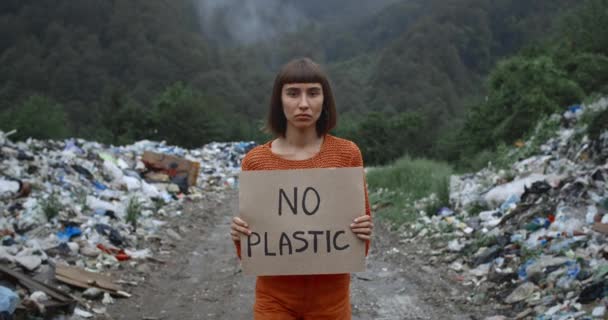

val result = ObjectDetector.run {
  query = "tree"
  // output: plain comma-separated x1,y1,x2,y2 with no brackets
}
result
0,95,70,140
152,83,225,148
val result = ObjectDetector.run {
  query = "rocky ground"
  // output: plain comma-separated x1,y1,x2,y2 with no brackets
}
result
106,190,496,320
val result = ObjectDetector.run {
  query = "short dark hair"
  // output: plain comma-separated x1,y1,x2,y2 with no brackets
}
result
266,57,337,137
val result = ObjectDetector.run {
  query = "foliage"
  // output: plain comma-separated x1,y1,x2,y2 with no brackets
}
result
101,92,157,145
367,156,452,200
151,83,226,148
0,95,70,140
0,0,580,158
560,53,608,95
367,156,452,225
461,55,583,153
439,0,608,170
41,192,61,221
335,112,427,165
368,189,418,226
126,197,141,230
559,0,608,57
587,107,608,140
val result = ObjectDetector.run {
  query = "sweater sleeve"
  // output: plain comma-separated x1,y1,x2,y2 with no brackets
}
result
350,143,371,256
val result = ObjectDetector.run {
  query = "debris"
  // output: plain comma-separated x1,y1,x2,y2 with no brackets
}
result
142,151,200,188
592,305,606,317
14,255,42,272
166,229,182,241
0,286,19,315
74,307,94,318
83,288,104,300
54,264,127,297
56,226,82,242
401,97,608,318
0,264,76,315
505,282,539,304
102,292,114,305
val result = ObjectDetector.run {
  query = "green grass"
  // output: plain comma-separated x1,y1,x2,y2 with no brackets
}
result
126,197,142,229
367,156,452,226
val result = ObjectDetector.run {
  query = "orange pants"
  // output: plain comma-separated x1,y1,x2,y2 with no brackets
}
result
254,274,351,320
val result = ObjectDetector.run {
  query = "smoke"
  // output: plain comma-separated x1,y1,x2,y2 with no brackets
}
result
193,0,306,44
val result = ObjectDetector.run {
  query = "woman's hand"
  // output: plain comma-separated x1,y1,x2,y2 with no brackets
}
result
231,217,251,241
350,215,372,240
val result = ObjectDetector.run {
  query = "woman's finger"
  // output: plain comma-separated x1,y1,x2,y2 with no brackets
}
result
353,215,371,223
231,223,251,235
351,228,372,235
233,217,249,227
350,221,373,228
356,234,371,240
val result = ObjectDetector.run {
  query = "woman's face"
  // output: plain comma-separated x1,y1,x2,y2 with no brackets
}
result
281,82,324,131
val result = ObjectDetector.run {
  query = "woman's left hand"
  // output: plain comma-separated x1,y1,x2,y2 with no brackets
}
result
350,215,372,240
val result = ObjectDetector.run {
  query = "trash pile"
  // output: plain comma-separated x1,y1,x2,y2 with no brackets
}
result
0,130,254,318
402,97,608,319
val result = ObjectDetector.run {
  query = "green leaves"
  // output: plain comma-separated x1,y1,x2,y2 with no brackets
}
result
458,55,583,157
152,83,225,148
0,95,70,140
336,111,427,166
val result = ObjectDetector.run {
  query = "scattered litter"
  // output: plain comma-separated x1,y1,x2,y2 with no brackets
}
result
399,97,608,318
0,130,254,318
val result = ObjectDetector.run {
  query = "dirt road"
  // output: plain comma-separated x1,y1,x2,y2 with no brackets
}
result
108,191,493,320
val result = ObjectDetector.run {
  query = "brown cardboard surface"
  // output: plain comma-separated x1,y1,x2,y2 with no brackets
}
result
55,264,122,293
141,151,200,186
239,167,366,276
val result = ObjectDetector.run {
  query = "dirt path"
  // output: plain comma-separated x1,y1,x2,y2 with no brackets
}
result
108,191,492,320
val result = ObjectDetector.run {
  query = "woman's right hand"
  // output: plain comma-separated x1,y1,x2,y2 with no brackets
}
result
231,217,251,241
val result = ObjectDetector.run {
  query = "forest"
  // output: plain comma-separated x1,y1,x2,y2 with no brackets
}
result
1,0,607,168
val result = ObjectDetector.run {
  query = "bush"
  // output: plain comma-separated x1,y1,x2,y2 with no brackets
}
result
152,83,226,148
0,95,71,140
336,111,427,166
455,55,583,162
561,53,608,94
101,93,157,145
587,107,608,139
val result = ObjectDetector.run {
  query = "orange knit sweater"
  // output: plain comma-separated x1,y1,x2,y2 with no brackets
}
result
235,134,371,318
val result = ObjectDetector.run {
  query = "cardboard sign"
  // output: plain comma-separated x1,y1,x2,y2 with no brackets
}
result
239,167,366,276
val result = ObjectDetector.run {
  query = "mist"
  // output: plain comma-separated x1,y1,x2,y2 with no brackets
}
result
192,0,403,45
193,0,306,44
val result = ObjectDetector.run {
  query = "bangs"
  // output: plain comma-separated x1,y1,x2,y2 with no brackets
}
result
277,58,326,85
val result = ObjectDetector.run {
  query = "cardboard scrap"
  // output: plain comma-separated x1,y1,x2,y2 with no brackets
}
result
141,151,200,186
55,265,130,297
0,264,76,313
593,223,608,234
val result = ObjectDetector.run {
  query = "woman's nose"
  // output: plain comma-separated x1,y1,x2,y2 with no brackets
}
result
298,96,310,108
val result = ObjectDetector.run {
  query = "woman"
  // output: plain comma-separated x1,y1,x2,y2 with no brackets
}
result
231,57,372,319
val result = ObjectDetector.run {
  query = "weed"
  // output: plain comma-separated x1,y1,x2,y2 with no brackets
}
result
41,192,61,221
368,156,452,228
126,197,141,230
